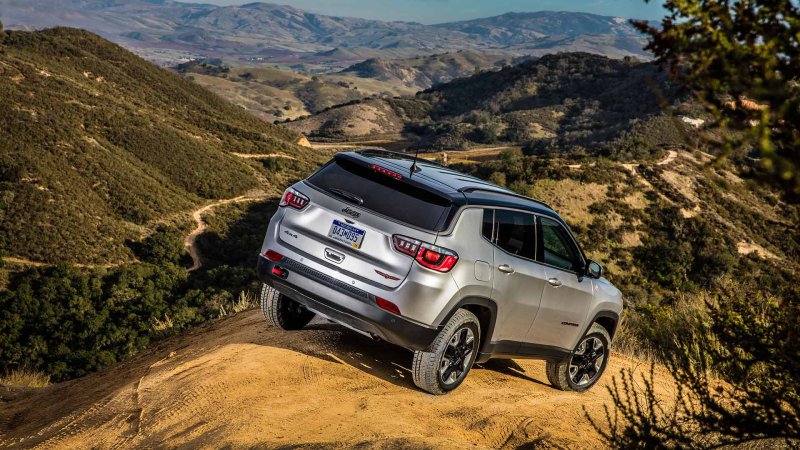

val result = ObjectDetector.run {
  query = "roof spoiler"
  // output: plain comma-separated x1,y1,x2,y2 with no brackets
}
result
458,187,554,210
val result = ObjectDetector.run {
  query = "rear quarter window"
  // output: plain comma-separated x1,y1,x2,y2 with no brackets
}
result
307,159,453,231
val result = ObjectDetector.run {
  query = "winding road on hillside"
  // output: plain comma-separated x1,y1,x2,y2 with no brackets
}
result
184,195,266,272
0,311,678,449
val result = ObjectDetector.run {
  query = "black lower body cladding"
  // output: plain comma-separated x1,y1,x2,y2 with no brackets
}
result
257,256,440,351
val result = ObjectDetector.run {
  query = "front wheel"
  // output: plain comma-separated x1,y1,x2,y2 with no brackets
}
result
546,323,610,392
260,283,315,330
412,308,480,395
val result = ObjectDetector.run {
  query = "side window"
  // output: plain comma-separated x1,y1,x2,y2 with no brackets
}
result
539,217,582,271
494,210,536,260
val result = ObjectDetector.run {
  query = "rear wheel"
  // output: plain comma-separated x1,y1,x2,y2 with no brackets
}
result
412,308,480,395
546,323,610,392
260,283,315,330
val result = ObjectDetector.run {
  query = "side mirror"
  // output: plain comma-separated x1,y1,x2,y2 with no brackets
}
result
586,260,603,279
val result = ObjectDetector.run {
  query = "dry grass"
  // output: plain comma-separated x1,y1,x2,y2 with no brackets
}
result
0,368,51,388
528,179,608,226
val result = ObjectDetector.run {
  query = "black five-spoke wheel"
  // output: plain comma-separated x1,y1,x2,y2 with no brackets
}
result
412,308,481,394
440,327,476,386
568,336,605,386
546,323,611,392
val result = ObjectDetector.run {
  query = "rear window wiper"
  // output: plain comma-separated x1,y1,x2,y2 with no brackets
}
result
328,188,364,205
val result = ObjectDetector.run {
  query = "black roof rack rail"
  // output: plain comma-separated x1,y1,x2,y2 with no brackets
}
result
355,149,447,168
458,187,554,210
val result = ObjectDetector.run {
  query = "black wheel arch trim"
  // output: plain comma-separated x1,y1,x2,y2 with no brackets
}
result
582,311,619,342
436,296,498,356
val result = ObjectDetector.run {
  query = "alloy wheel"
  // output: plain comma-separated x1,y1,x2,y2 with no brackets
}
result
569,336,605,386
439,327,476,385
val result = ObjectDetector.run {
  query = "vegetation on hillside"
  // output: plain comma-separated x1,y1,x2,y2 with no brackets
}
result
634,0,799,198
177,60,417,122
591,0,800,447
0,28,310,264
290,52,702,158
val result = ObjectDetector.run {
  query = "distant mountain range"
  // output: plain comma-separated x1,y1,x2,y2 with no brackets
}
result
1,0,653,66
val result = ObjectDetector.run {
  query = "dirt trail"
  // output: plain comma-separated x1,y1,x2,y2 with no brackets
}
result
184,196,265,271
0,311,677,449
0,257,129,270
657,150,678,165
231,152,296,160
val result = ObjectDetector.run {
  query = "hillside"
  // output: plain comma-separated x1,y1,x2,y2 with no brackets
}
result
0,310,678,449
288,52,695,157
286,99,407,140
340,50,517,90
0,27,311,265
2,1,652,66
176,60,417,122
176,51,517,122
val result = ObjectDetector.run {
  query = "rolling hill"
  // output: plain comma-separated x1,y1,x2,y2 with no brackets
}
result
0,27,313,265
176,60,418,122
339,50,517,89
176,50,516,122
2,1,652,66
287,52,699,157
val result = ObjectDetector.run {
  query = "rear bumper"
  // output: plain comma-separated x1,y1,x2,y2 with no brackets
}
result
257,255,440,351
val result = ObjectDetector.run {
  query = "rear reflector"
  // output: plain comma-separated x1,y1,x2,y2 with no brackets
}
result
375,297,401,315
271,266,288,278
265,250,283,262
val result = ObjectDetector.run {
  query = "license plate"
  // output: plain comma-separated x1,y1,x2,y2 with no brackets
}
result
327,220,366,249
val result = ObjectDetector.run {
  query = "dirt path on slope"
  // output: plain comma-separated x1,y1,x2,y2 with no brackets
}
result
184,196,265,271
0,311,678,449
231,152,296,160
0,257,130,270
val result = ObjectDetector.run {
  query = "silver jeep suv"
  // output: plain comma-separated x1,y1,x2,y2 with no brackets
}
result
257,150,623,394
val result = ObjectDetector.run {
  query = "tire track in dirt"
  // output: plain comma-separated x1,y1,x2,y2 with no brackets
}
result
0,312,679,449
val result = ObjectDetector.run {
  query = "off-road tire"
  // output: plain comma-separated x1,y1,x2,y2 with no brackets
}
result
546,323,610,392
260,283,314,330
412,308,480,395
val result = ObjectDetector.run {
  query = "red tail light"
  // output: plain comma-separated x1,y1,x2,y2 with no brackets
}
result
392,235,459,273
376,296,401,315
279,188,309,209
264,250,283,262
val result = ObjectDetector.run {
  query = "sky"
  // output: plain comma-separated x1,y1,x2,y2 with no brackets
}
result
179,0,669,24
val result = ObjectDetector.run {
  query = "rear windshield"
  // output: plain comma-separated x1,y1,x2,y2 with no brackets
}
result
307,159,453,230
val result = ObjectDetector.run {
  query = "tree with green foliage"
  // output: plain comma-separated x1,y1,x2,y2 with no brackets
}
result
634,0,799,197
594,1,800,447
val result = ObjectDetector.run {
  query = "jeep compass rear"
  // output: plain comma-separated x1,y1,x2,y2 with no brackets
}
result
257,150,623,394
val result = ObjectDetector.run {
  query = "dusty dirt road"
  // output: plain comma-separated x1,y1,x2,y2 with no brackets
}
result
0,311,676,449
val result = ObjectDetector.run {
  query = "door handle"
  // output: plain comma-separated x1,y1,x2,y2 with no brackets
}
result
548,277,563,287
498,264,515,274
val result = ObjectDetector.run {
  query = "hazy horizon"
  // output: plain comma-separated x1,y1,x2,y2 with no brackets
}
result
175,0,668,24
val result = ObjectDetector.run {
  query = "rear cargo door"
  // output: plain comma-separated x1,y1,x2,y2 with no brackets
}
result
277,158,455,289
